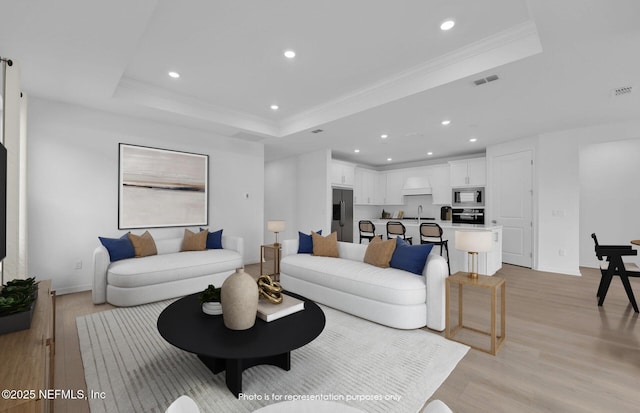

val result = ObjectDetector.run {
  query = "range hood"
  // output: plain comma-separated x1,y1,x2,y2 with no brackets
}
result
401,176,432,195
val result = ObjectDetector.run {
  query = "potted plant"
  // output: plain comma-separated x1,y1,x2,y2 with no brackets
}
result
199,284,222,315
0,277,39,335
3,277,39,299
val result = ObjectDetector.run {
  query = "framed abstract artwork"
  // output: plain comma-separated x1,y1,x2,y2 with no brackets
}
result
118,143,208,229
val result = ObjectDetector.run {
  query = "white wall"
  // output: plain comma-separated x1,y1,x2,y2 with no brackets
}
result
535,119,640,274
264,157,298,242
298,150,332,234
536,134,581,275
580,138,640,268
264,149,331,244
483,121,640,276
27,98,264,294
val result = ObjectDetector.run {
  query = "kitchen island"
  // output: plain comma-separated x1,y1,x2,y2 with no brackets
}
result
369,219,502,275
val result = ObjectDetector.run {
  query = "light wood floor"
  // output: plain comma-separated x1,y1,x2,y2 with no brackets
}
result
53,264,640,413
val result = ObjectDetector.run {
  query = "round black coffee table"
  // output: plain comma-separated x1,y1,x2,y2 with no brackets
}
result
157,292,325,398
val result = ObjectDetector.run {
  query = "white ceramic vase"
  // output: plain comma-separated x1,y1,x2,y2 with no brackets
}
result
221,267,259,330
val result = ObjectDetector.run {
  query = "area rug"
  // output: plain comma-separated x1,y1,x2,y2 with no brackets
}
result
77,301,468,413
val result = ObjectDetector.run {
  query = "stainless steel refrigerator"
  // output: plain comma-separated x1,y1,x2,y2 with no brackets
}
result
331,188,353,242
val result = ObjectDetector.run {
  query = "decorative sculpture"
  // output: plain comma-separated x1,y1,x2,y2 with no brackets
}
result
257,274,283,304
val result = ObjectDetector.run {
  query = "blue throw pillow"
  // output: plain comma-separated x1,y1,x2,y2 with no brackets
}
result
201,228,223,249
298,230,322,254
99,233,134,262
390,237,433,275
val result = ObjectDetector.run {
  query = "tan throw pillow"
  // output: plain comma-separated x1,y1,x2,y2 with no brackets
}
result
364,236,397,268
312,231,339,258
181,228,208,251
128,231,157,258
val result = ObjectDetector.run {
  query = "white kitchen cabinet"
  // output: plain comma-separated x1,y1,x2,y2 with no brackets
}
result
428,164,451,205
467,158,486,185
450,162,467,187
384,170,405,205
354,168,365,204
354,167,376,205
332,160,355,187
374,172,386,204
449,158,486,187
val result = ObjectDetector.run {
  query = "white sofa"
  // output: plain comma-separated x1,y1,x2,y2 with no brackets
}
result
279,239,448,330
93,235,243,306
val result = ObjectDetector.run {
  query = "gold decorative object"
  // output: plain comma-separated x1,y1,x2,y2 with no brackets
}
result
257,274,283,304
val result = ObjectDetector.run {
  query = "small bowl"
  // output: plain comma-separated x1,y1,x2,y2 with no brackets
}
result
202,302,222,315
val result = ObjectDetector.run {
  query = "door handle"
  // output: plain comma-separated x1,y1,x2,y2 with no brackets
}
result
340,201,345,227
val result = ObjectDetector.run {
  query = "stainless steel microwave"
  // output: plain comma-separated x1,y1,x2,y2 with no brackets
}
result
452,208,485,225
452,187,484,207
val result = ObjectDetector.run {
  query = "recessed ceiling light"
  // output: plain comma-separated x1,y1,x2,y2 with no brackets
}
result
427,152,433,156
441,120,451,126
440,20,455,31
354,149,360,153
469,138,477,142
284,50,296,58
270,104,279,110
381,134,388,139
168,71,180,79
387,157,392,162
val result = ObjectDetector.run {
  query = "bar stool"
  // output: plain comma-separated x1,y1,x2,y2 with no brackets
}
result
420,223,450,274
386,221,412,245
358,220,378,244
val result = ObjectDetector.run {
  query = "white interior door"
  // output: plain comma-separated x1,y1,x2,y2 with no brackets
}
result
491,151,533,267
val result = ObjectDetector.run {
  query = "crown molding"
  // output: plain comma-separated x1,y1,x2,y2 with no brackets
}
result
114,77,280,137
279,20,542,137
113,20,542,140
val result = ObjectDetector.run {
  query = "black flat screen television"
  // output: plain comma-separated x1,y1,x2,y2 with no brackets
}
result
0,142,6,261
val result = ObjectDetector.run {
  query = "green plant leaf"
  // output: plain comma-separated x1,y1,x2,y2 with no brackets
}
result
199,284,221,303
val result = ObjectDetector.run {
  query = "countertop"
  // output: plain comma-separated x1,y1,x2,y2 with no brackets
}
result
369,218,502,230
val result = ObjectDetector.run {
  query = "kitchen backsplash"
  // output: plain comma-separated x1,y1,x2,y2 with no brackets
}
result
403,195,440,218
354,194,443,220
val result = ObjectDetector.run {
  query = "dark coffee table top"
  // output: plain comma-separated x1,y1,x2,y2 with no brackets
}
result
157,292,325,360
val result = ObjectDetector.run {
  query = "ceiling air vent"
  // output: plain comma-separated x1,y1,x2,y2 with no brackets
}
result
611,86,633,97
311,129,324,134
473,74,500,86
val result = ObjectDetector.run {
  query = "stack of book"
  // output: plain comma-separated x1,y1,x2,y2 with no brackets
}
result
256,294,305,322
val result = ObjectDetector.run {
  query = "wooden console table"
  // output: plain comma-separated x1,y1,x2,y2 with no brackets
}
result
0,280,55,413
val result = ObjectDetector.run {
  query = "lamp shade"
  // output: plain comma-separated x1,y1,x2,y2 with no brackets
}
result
267,220,286,233
455,231,493,253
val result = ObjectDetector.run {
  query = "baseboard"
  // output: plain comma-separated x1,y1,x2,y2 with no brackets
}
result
534,266,582,277
55,284,92,296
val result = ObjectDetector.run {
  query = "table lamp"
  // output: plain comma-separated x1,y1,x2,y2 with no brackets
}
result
267,220,286,246
455,231,493,279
